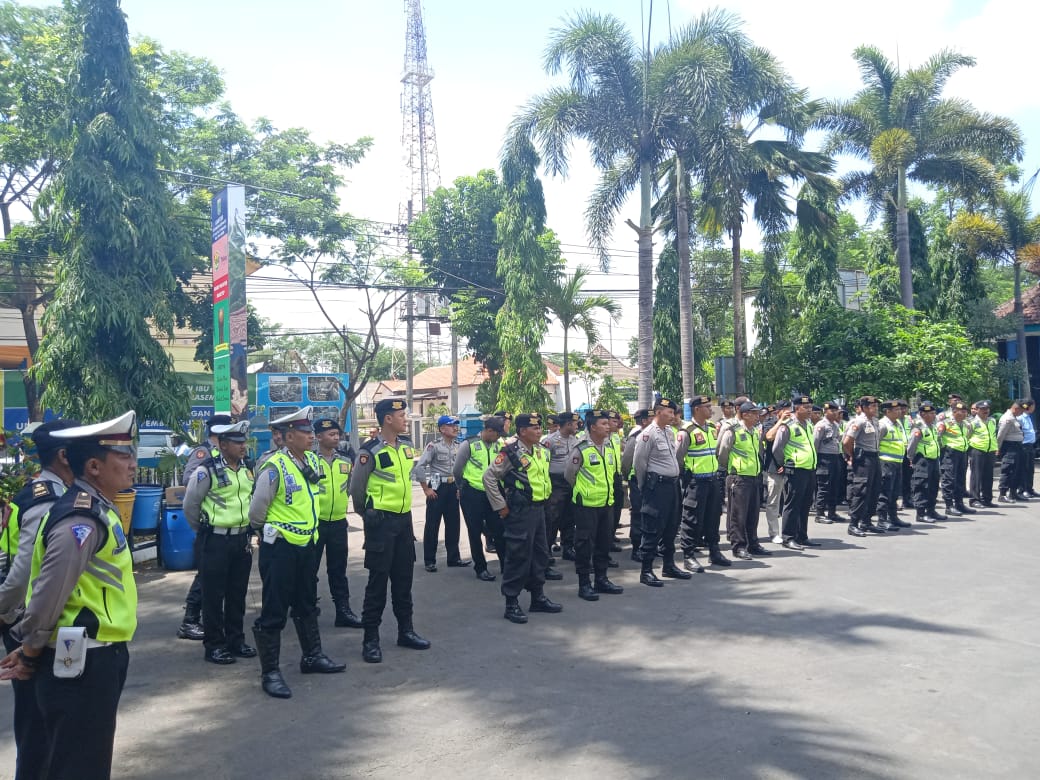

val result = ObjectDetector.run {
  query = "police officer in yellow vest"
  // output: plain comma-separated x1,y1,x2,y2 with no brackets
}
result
718,402,765,560
678,395,730,571
907,402,945,522
483,413,563,624
0,420,78,779
452,416,506,581
313,417,363,629
773,395,821,550
875,400,910,531
937,400,974,516
249,407,345,699
967,401,998,507
349,399,431,663
183,420,257,666
563,409,624,602
0,411,138,780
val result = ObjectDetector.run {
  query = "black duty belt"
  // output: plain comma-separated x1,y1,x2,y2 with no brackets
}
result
646,472,678,483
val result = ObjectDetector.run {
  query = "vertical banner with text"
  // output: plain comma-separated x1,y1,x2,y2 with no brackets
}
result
212,186,248,419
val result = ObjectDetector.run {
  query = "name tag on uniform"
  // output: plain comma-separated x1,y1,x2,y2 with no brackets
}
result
589,454,600,465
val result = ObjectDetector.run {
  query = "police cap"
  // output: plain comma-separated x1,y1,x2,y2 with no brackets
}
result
374,399,407,421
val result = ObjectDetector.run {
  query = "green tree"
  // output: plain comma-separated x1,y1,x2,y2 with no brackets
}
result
650,244,682,402
818,45,1023,308
546,267,619,410
33,0,189,424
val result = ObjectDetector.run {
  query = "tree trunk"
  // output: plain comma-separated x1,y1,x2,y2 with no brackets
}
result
731,225,745,396
675,156,695,415
636,158,654,409
562,326,571,410
895,170,914,309
1014,259,1028,397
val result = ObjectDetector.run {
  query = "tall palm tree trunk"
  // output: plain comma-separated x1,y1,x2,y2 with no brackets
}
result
675,156,695,414
562,325,571,410
895,170,914,309
636,159,655,409
1014,259,1028,396
731,224,745,395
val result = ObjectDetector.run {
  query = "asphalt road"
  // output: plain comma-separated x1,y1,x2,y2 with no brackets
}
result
2,485,1038,779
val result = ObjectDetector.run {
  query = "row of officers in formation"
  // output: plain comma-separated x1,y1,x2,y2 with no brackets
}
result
0,392,1035,779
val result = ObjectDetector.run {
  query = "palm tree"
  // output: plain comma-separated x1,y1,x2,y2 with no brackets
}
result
818,46,1023,309
508,11,726,408
546,267,620,410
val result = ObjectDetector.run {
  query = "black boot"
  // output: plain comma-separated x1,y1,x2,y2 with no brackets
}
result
362,626,382,663
957,501,976,515
334,602,363,629
578,576,600,601
593,575,623,594
916,511,934,524
927,508,947,521
397,625,431,650
529,592,563,613
293,616,346,674
640,559,664,587
707,544,731,567
252,627,292,699
945,503,963,517
847,523,866,537
177,609,204,641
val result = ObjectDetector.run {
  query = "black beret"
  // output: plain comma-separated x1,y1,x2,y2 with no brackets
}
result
314,418,341,433
656,398,680,412
375,398,407,419
514,413,542,429
585,409,611,424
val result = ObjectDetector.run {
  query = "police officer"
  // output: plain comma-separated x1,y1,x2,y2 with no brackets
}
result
0,420,78,779
542,412,580,572
621,408,650,558
350,399,431,663
0,412,139,780
607,410,626,549
843,396,884,537
938,400,973,516
416,415,469,571
996,400,1025,503
250,407,344,699
718,401,766,560
761,403,790,545
678,395,730,571
183,420,257,665
968,401,998,507
773,395,820,550
876,400,909,531
564,409,624,601
483,413,563,624
255,424,286,470
813,401,845,524
176,413,233,642
312,418,363,628
452,416,505,582
631,398,691,585
906,402,945,522
1019,399,1037,498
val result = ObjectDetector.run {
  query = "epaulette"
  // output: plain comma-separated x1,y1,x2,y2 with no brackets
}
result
41,489,109,551
11,479,59,514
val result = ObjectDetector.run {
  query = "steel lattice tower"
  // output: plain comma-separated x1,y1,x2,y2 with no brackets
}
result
400,0,441,224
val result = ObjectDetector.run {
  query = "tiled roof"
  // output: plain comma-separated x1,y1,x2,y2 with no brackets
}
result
995,282,1040,325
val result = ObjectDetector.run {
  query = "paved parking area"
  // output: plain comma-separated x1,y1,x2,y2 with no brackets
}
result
2,487,1038,779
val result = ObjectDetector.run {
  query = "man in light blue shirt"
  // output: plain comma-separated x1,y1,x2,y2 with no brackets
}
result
1018,399,1036,498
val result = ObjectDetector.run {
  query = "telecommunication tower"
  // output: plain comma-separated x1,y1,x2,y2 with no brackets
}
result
400,0,441,224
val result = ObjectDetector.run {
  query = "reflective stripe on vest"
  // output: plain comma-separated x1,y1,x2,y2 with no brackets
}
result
879,421,907,463
364,441,415,514
729,428,761,477
916,424,940,459
505,444,551,502
968,418,997,453
783,420,818,470
572,441,616,507
317,455,351,521
200,463,254,528
264,451,321,545
684,423,718,474
940,420,969,452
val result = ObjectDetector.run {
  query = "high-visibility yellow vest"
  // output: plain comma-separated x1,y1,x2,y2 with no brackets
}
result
728,427,761,477
683,422,718,474
879,420,907,464
1,479,60,564
782,420,818,470
362,439,415,514
462,438,498,491
502,443,551,502
968,417,997,453
27,490,137,643
317,454,351,521
262,451,322,544
940,420,969,452
572,440,616,507
200,462,253,528
915,423,940,459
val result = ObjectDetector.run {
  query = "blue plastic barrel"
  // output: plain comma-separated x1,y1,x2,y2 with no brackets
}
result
160,508,196,570
130,484,163,532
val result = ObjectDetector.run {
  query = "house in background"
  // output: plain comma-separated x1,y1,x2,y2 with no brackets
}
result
995,283,1040,408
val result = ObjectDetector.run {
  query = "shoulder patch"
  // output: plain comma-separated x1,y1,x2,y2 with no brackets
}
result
572,455,581,464
494,453,506,465
358,453,370,465
69,523,93,549
641,434,649,441
339,462,350,474
73,492,93,510
32,481,52,498
426,443,434,451
196,450,206,459
197,469,207,482
268,469,278,485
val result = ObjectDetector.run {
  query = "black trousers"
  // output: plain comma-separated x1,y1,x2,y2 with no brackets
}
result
940,448,968,505
970,449,995,503
612,474,625,531
254,536,318,633
361,510,416,631
780,468,816,542
200,530,252,651
182,531,205,619
638,475,680,567
901,458,913,505
573,503,613,577
999,441,1022,494
1020,443,1036,493
423,481,462,565
849,452,881,527
458,484,492,573
680,475,721,554
628,479,643,548
876,460,903,523
545,475,574,550
911,455,940,511
35,642,129,780
814,453,842,514
3,626,48,780
726,475,760,550
500,502,549,599
314,518,350,606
